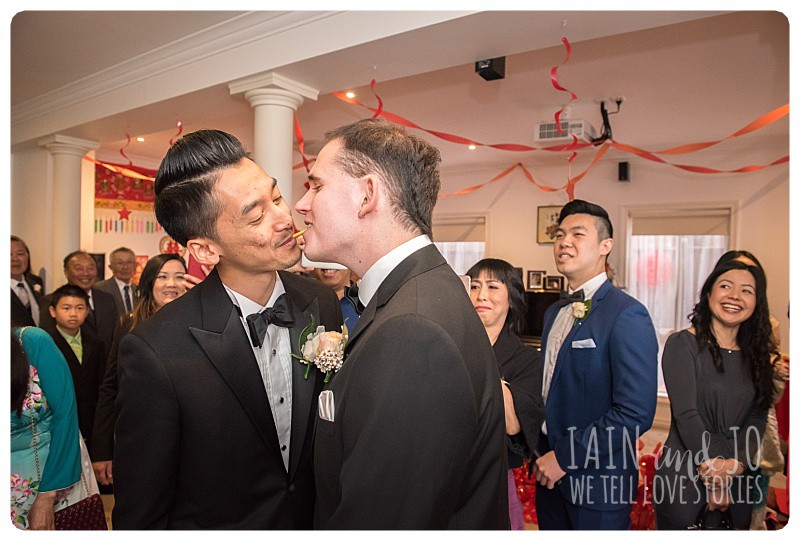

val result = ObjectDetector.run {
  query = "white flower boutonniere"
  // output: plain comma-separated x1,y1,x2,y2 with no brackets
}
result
291,314,349,383
572,299,591,324
33,283,42,294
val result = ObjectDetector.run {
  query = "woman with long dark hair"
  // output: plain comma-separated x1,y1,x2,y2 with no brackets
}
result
714,250,788,529
466,258,544,530
654,260,776,529
91,254,195,485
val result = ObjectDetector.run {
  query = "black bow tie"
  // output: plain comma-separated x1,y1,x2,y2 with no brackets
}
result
343,284,365,315
555,289,585,308
244,294,295,348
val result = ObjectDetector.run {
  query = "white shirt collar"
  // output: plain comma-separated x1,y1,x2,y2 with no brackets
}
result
569,271,608,300
223,273,285,319
114,277,131,290
11,277,26,289
358,235,432,308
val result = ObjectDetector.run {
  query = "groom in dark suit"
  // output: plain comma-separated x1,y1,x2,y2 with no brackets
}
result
112,130,342,529
532,200,658,529
295,119,509,529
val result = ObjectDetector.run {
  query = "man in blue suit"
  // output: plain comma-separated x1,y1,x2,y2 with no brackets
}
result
533,199,658,529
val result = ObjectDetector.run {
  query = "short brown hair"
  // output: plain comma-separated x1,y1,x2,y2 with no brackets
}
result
325,119,441,238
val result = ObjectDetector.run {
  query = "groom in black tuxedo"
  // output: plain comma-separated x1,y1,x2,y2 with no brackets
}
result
112,130,342,529
296,119,509,529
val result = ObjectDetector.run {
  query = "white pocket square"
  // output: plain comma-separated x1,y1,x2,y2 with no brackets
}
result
318,390,335,422
571,338,597,349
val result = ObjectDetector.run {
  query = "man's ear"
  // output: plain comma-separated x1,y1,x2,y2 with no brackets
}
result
49,306,56,319
358,175,379,219
599,237,614,256
186,238,222,267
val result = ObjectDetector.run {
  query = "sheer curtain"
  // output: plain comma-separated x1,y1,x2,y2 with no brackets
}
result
433,241,485,275
627,235,728,392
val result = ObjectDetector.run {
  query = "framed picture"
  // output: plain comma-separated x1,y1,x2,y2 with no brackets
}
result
527,270,545,291
545,275,565,292
537,205,563,244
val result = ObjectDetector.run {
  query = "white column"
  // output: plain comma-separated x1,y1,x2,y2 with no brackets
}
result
229,73,318,207
38,134,99,287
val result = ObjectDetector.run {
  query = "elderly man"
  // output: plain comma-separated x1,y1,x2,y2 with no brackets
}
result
39,251,117,360
296,118,509,529
95,247,138,317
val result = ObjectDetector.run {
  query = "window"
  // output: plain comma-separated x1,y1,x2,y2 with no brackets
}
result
432,214,487,275
622,204,735,394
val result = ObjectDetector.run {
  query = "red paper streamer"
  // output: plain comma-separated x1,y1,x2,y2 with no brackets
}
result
370,79,384,119
551,37,578,134
168,120,183,146
610,140,788,174
293,114,312,173
332,90,592,153
119,133,133,167
654,103,789,155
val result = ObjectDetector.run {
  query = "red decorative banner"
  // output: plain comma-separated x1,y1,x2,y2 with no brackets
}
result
94,161,157,212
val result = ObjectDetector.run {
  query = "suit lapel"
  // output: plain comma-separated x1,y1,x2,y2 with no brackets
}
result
278,271,324,479
189,270,282,464
345,244,445,354
549,280,612,392
51,330,81,374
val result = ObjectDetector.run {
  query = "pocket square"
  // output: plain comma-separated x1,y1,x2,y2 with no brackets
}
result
571,338,597,349
318,390,335,422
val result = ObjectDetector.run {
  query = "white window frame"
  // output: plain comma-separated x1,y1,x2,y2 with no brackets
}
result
618,202,737,426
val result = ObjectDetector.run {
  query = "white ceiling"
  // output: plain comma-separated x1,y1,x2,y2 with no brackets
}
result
10,11,789,175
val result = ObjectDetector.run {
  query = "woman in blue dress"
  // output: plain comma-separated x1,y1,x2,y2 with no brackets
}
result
10,326,81,529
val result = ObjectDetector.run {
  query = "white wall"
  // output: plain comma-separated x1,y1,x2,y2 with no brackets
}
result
10,147,54,288
431,140,790,350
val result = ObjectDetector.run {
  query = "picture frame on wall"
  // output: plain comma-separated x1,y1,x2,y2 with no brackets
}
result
545,275,565,291
527,270,545,291
537,205,563,244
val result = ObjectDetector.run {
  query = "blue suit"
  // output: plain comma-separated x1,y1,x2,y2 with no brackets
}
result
536,279,658,529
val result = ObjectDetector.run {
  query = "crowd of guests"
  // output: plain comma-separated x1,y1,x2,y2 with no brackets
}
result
9,119,788,531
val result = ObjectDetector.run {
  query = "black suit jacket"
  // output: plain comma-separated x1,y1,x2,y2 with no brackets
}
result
112,269,342,529
11,276,42,327
47,327,107,457
39,286,117,361
95,277,137,318
313,244,510,529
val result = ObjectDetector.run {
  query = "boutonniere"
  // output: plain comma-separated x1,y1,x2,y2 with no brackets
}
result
572,299,591,324
291,314,349,383
33,283,42,294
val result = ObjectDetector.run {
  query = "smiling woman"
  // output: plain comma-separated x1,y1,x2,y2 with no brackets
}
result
653,259,778,529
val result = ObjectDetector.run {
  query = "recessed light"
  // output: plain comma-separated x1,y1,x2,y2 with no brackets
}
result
136,137,145,142
345,91,356,99
468,144,477,150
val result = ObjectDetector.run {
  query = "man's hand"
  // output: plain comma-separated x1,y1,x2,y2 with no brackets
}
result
28,491,56,530
92,460,113,485
532,450,566,489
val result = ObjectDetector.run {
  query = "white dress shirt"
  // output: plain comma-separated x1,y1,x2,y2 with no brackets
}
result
114,277,134,312
358,235,433,308
541,271,608,434
224,276,293,470
11,278,39,325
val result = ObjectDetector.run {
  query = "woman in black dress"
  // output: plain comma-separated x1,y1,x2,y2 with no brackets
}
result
466,258,544,530
654,260,776,529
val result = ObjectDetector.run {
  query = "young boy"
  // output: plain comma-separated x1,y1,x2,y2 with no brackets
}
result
47,284,108,458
